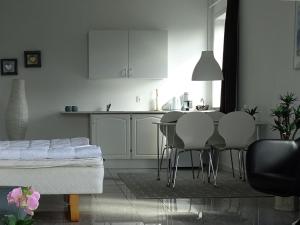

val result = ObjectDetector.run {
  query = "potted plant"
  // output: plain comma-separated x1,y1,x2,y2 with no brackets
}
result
271,93,300,211
1,187,40,225
244,106,258,120
271,92,300,140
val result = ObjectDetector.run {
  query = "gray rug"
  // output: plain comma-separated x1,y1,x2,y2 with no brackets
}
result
118,172,271,199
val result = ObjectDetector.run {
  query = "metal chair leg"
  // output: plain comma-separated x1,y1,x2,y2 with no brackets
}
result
238,150,243,179
208,149,216,185
292,217,300,225
197,150,205,183
230,149,235,177
166,149,173,187
241,150,246,181
171,148,178,184
214,150,220,186
172,151,180,188
159,147,167,170
189,150,195,179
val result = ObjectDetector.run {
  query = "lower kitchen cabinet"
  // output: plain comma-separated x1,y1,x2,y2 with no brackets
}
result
131,114,163,159
90,114,131,159
90,113,163,160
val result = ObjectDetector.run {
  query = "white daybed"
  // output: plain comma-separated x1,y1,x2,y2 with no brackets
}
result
0,137,104,222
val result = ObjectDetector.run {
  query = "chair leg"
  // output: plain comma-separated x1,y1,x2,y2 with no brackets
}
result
241,150,246,181
229,149,235,178
214,150,220,186
292,217,300,225
197,150,205,183
189,150,195,179
166,148,173,187
172,151,180,188
159,147,166,170
171,148,178,184
208,149,216,185
238,151,242,179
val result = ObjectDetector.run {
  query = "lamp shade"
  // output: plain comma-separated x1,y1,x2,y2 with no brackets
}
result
192,51,223,81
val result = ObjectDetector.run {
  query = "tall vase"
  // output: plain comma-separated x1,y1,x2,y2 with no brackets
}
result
6,79,29,140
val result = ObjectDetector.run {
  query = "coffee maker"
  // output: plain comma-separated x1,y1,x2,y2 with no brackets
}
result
182,92,193,111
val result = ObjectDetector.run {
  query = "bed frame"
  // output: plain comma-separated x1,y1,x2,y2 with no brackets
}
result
0,164,104,222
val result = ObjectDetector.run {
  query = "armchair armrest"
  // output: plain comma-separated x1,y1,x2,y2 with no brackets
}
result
246,139,300,179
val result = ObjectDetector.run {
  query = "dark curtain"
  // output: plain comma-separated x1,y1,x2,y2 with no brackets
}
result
220,0,239,113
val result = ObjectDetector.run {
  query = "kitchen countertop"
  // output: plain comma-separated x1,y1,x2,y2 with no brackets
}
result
61,111,169,114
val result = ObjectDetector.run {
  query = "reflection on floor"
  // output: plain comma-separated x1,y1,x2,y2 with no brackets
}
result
35,169,300,225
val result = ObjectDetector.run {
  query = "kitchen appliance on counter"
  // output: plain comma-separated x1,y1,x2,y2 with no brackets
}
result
181,92,193,111
183,100,193,111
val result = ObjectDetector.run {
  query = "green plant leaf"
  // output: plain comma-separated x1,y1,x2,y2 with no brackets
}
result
2,215,17,225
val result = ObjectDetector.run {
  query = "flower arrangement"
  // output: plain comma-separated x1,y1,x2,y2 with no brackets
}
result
2,187,40,225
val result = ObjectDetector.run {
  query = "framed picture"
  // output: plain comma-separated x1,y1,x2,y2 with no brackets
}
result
294,2,300,69
1,59,18,75
24,51,41,68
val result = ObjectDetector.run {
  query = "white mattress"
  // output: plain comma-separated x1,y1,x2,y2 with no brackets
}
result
0,138,102,160
0,158,103,169
0,137,104,194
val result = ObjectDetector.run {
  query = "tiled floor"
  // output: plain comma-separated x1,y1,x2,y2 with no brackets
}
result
35,169,300,225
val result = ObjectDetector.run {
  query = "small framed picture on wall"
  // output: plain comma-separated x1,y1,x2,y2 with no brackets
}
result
1,59,18,75
24,51,41,68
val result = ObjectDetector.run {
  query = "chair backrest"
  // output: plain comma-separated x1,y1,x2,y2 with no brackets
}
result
160,111,184,147
218,111,255,148
206,111,225,122
206,111,225,145
176,112,214,149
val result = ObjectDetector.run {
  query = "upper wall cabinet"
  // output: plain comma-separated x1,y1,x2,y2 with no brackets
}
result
128,30,168,79
88,30,168,79
89,31,129,79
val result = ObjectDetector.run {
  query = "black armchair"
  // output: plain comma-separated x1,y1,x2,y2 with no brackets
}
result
246,138,300,225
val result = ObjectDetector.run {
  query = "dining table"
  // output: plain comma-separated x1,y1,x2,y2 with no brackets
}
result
152,118,267,184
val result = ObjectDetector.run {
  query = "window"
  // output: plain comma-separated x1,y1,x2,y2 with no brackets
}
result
212,13,226,108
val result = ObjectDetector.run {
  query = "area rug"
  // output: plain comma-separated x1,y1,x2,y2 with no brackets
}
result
118,172,271,199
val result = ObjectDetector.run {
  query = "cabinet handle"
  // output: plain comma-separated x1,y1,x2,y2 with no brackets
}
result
128,68,132,78
121,68,127,78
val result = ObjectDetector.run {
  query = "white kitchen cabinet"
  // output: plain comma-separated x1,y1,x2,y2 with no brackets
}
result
90,113,163,160
131,114,163,159
88,30,168,79
90,114,131,159
88,30,128,79
128,30,168,78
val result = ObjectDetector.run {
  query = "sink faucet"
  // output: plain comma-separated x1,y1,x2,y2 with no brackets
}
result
106,103,111,112
200,98,205,106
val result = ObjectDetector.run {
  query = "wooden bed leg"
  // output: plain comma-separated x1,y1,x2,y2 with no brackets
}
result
69,194,80,222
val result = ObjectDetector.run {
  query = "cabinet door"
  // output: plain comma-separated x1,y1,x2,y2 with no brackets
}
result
131,114,163,159
91,114,130,159
129,30,168,79
89,30,128,79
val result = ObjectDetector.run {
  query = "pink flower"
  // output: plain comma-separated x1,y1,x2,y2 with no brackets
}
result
7,187,22,206
27,195,39,211
6,186,40,217
30,189,40,201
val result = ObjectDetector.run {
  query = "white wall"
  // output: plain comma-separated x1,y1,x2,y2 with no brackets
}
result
0,0,209,139
219,0,300,171
239,0,299,139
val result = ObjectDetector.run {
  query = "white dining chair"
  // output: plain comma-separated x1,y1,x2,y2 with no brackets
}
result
214,111,255,184
202,111,225,178
159,112,185,175
172,112,215,188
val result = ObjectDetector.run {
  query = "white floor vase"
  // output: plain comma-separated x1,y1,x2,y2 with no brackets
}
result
6,79,29,140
